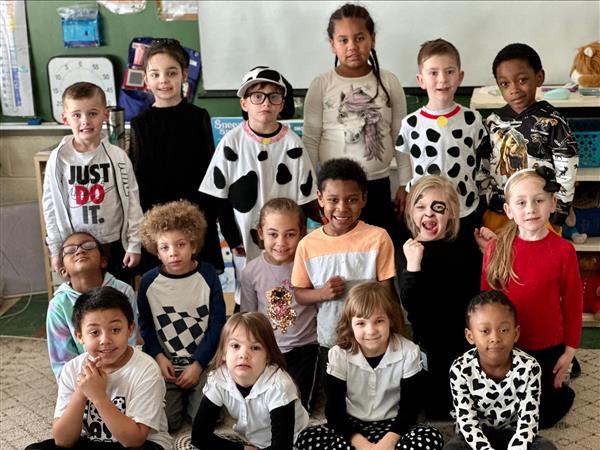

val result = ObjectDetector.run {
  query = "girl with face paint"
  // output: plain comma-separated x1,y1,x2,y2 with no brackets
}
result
396,175,495,421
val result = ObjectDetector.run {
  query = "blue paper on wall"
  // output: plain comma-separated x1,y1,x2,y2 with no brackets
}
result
211,117,304,147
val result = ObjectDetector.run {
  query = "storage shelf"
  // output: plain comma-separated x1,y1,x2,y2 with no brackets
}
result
576,168,600,182
572,236,600,252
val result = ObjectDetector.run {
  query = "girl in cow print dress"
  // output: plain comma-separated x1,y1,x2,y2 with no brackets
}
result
446,290,557,450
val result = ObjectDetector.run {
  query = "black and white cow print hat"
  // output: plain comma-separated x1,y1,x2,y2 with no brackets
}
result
237,66,287,98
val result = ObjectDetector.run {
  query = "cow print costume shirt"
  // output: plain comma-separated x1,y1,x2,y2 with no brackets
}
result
200,121,317,261
449,347,542,450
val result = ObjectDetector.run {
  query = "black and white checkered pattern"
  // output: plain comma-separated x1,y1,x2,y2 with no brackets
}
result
156,305,209,356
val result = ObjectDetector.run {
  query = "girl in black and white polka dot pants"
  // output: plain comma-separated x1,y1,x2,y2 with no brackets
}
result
296,418,443,450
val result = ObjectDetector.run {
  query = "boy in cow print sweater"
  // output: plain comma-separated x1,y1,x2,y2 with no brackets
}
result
396,39,487,256
445,291,556,450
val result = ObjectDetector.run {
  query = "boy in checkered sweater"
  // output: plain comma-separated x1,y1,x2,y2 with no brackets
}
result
137,200,226,432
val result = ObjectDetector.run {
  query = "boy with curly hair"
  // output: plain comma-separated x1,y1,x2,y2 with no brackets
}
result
137,200,226,432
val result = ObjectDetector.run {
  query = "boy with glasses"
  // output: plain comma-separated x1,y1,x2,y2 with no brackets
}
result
200,66,318,309
46,231,139,380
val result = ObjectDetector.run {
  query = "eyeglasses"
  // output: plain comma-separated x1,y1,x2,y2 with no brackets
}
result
245,91,284,105
62,240,98,256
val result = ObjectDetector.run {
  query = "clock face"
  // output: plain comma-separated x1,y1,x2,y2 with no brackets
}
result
48,56,117,123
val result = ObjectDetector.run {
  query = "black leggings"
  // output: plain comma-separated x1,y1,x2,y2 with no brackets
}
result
526,344,575,429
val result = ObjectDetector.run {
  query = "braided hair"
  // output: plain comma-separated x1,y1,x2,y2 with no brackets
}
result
326,3,391,107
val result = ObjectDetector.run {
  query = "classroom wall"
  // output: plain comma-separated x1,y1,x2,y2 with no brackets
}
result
1,0,202,123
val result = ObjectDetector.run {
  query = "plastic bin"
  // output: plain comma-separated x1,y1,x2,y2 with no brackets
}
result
569,118,600,168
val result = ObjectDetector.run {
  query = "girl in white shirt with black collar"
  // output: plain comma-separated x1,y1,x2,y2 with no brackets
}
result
296,282,443,450
190,312,308,450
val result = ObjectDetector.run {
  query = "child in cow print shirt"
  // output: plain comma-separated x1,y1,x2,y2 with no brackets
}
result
200,66,318,264
446,291,556,450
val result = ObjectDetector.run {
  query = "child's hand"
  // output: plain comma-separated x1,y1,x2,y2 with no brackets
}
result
320,276,345,301
176,361,203,389
372,432,400,450
51,255,66,277
552,347,576,388
77,360,107,403
403,239,424,272
394,186,408,219
351,433,376,450
155,353,177,382
474,227,496,252
232,245,246,257
122,252,141,268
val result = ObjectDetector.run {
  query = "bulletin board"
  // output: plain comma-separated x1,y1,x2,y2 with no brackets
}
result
0,0,201,123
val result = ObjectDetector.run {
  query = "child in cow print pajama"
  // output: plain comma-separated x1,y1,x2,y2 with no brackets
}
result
445,290,557,450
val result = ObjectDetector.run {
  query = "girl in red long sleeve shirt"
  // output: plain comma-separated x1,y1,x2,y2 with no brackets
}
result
481,167,582,429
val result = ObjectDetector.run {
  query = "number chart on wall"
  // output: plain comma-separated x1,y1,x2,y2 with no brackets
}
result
47,56,116,123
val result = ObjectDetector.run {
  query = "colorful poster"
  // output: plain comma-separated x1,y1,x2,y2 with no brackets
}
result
0,0,34,117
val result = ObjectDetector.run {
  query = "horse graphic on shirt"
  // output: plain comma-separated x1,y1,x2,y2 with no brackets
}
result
337,85,384,162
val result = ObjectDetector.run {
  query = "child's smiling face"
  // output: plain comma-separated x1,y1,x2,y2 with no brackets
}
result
258,211,302,265
317,179,366,236
145,52,187,107
495,58,544,114
75,307,134,373
417,53,464,110
411,188,450,241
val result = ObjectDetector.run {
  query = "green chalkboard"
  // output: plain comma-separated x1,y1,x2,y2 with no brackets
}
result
0,0,241,123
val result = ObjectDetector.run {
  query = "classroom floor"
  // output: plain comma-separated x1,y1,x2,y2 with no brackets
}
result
1,336,598,450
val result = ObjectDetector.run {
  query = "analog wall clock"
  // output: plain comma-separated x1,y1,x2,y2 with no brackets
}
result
47,56,117,123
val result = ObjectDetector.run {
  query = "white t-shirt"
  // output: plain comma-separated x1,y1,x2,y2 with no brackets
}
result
55,348,171,449
203,364,309,449
200,122,317,261
58,140,123,243
327,334,422,422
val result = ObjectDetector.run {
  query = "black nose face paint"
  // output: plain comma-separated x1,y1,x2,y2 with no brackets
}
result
430,201,447,215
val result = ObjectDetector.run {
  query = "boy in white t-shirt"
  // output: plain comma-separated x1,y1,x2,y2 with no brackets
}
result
42,82,143,283
24,286,171,450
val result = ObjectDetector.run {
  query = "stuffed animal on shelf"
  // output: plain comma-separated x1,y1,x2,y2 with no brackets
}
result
563,207,588,244
578,253,600,321
571,41,600,88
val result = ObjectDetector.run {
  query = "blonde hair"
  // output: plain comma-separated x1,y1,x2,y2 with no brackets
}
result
486,170,551,289
140,199,207,256
336,282,405,354
209,312,287,372
404,175,460,240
